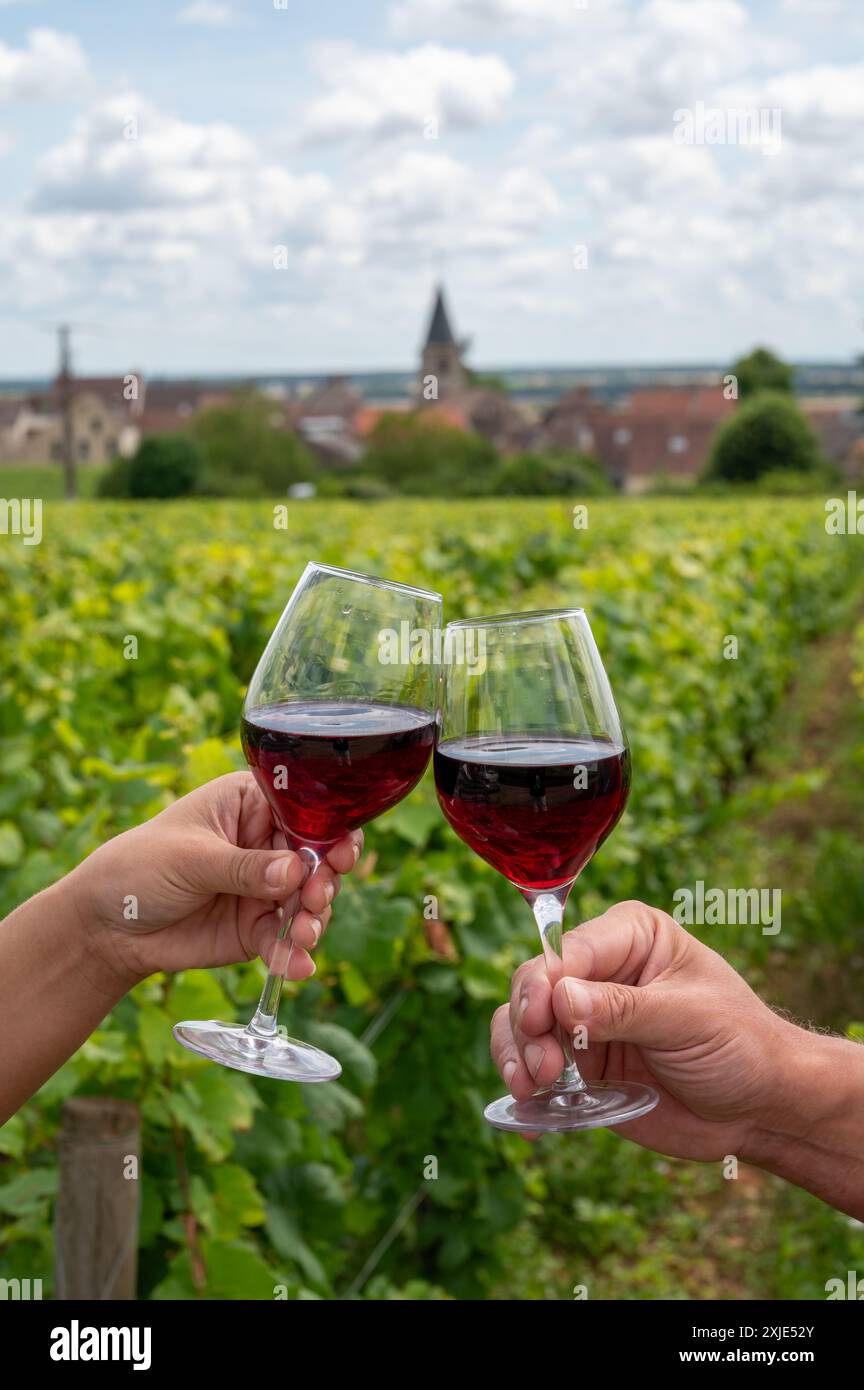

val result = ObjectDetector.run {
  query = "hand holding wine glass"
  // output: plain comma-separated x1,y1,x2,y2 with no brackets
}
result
434,608,659,1132
173,563,442,1082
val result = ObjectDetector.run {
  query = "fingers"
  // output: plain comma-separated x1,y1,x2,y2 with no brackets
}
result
491,1004,566,1101
558,899,682,987
248,910,320,981
325,830,364,875
551,975,668,1047
299,862,341,915
192,840,308,902
264,930,316,981
289,904,331,951
509,955,556,1042
513,900,688,1045
493,901,694,1095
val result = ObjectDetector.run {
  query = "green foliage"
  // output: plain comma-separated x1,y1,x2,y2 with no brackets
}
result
191,390,315,496
704,392,822,484
731,346,794,399
316,472,393,501
98,454,135,497
0,497,860,1300
0,464,106,500
494,449,611,496
127,434,204,499
361,411,499,496
749,466,840,495
464,366,510,395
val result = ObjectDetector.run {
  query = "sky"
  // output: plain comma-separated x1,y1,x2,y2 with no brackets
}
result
0,0,862,376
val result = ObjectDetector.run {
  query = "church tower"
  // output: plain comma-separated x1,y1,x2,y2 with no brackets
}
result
418,285,467,403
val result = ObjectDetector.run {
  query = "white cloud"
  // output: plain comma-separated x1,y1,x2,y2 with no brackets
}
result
722,63,864,144
5,87,562,331
535,0,761,139
32,95,259,211
176,2,238,25
388,0,594,37
780,0,854,12
301,42,515,144
3,0,864,368
5,93,342,316
355,148,560,258
0,28,88,105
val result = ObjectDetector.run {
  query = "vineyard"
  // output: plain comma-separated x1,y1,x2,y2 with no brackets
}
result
0,496,862,1300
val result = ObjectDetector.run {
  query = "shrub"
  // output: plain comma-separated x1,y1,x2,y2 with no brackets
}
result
704,393,821,484
124,434,203,498
362,411,499,496
191,391,314,495
97,455,135,498
494,450,611,496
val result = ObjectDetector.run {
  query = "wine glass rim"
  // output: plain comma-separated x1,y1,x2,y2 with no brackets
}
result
305,561,441,604
445,606,586,630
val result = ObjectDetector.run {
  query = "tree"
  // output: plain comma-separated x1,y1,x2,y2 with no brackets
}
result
464,366,509,395
704,392,822,484
191,390,314,495
730,346,794,399
124,434,203,498
494,450,611,496
362,411,499,495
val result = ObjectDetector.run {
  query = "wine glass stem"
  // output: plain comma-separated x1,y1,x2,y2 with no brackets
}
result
247,846,319,1039
247,910,294,1036
530,890,586,1094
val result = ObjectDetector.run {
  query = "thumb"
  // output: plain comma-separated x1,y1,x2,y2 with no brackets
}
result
553,975,669,1047
196,841,307,900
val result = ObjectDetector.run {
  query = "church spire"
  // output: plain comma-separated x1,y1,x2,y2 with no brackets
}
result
423,284,457,348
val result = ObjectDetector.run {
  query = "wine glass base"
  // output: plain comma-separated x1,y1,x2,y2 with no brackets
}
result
172,1019,341,1082
484,1080,659,1133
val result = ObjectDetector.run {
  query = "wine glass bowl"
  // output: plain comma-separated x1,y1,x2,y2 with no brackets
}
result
173,562,442,1082
433,608,659,1133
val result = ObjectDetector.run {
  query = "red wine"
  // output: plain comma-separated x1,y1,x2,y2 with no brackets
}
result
242,700,435,849
434,735,630,890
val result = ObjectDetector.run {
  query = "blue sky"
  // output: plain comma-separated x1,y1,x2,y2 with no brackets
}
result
1,0,862,376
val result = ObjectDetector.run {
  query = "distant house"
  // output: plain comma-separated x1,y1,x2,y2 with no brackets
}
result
0,373,246,466
801,397,864,477
539,386,619,471
606,388,736,493
0,387,136,465
290,377,365,466
0,397,42,462
539,385,736,492
53,375,143,461
137,380,232,440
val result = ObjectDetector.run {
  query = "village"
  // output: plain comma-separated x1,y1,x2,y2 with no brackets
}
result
3,286,862,494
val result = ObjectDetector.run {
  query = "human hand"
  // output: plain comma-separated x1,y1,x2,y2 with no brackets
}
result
490,899,804,1162
67,772,362,989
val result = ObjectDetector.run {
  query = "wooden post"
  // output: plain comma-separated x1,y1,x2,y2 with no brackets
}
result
54,1098,141,1301
57,323,77,502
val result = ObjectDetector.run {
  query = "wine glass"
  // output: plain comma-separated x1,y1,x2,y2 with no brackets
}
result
173,562,442,1082
434,608,659,1132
